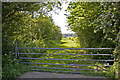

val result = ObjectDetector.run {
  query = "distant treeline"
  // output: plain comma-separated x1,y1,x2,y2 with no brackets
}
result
63,33,77,37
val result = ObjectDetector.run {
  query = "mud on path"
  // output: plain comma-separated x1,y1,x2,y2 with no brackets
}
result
17,71,109,79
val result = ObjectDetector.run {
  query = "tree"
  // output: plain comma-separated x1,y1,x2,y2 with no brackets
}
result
66,2,120,49
2,2,62,54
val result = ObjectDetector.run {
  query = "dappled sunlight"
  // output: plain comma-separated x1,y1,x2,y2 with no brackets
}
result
2,1,119,80
60,38,80,48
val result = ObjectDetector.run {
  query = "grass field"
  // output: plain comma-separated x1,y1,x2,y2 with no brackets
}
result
60,37,80,48
45,37,80,48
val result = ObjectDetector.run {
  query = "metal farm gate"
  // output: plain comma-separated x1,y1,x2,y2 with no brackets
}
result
15,42,115,74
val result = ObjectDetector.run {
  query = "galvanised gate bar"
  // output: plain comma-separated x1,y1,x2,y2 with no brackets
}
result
15,43,114,74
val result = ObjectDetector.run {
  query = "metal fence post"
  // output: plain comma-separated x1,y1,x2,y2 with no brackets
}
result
15,41,17,60
61,50,63,72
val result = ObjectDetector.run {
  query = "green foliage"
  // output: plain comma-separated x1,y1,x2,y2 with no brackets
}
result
2,2,62,54
104,65,116,79
2,53,32,80
61,37,80,48
66,2,119,48
65,2,120,79
2,2,119,79
66,2,120,60
2,2,62,79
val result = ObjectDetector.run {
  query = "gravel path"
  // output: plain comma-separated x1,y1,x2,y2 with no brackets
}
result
18,71,109,79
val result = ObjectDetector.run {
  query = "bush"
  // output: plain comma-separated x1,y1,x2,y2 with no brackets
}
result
2,52,32,80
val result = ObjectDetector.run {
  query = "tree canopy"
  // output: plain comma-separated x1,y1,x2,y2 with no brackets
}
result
66,2,120,49
2,2,62,54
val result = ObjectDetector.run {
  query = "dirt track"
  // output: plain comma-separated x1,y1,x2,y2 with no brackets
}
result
18,72,109,79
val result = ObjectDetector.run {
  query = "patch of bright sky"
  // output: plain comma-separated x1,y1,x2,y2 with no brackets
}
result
51,1,75,34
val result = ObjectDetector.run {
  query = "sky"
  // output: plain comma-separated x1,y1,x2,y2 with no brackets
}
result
51,1,75,34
